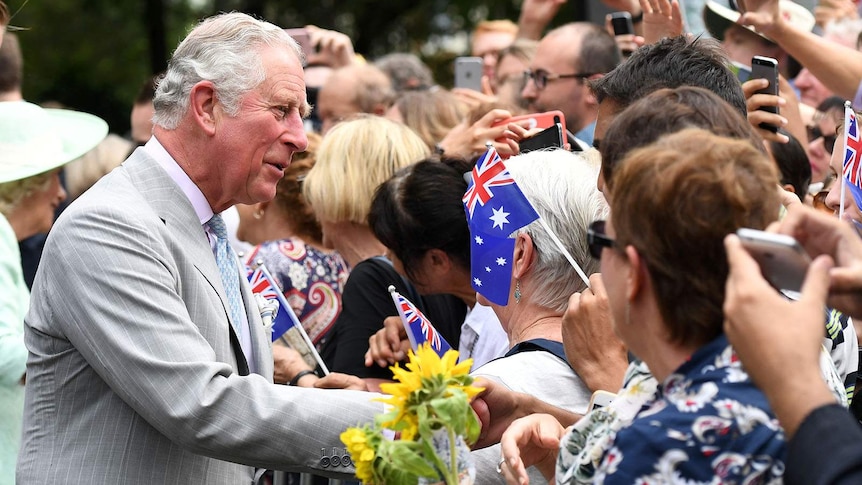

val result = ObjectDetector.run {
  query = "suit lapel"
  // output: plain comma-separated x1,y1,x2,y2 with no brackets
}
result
123,151,250,375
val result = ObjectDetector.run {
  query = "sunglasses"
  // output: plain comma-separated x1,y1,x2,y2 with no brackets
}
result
807,125,837,154
587,220,616,259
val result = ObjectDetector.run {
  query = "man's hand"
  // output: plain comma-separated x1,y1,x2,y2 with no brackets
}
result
438,109,529,158
364,316,409,368
471,377,579,449
305,25,357,68
499,414,566,485
742,77,789,143
723,233,838,437
518,0,567,40
776,205,862,319
639,0,683,45
315,372,369,391
736,0,784,38
561,274,628,393
272,344,315,385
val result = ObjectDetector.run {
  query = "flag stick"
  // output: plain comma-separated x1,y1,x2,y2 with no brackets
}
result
535,217,591,289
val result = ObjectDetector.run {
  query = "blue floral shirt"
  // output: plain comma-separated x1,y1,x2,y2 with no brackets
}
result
593,335,786,484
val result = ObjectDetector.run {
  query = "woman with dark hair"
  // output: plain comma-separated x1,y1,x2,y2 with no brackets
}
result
768,129,812,200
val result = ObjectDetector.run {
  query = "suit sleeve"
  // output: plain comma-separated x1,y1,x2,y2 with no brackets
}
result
33,202,381,475
786,404,862,485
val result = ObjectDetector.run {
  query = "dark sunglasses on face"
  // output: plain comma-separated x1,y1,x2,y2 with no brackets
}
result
587,220,616,259
807,125,837,154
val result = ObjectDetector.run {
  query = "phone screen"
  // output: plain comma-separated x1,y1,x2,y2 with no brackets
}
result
519,123,564,153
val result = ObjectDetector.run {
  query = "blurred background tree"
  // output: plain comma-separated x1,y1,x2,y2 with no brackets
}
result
4,0,602,135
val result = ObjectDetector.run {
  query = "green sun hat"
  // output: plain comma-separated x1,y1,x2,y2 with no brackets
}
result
0,100,108,184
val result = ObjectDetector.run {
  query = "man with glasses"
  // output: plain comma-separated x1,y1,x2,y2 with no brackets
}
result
521,22,620,147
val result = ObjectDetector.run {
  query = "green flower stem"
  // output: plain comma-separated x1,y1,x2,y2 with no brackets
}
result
447,426,459,485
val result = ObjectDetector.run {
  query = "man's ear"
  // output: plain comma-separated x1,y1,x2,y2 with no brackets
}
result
189,81,218,136
512,232,536,280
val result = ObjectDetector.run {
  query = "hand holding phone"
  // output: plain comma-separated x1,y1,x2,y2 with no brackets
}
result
737,228,811,293
518,122,565,153
750,56,780,133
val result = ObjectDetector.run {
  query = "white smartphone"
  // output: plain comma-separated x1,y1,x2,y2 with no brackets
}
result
737,228,811,293
587,390,617,411
454,56,483,92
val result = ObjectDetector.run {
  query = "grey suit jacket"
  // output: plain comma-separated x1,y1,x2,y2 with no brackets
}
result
17,149,381,484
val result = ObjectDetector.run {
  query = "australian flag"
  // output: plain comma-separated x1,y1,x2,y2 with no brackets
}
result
389,287,452,357
462,147,539,305
245,264,299,342
843,105,862,210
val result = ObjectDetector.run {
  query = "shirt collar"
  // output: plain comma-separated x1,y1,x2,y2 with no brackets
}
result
144,136,214,225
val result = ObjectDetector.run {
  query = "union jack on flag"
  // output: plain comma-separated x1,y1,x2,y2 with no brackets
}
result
389,287,452,356
246,267,280,301
462,147,539,305
844,107,862,186
462,147,516,218
841,105,862,213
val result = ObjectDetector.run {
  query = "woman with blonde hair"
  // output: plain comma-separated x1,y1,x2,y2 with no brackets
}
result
303,115,466,381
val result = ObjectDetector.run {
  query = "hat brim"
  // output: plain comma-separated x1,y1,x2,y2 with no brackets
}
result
0,102,108,184
703,1,745,42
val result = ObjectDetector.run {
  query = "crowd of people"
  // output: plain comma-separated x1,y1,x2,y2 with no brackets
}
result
5,0,862,483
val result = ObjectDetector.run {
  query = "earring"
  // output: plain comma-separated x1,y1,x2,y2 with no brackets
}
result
514,279,521,304
253,208,264,220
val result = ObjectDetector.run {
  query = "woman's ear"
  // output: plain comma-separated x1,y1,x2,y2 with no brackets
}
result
512,232,536,280
624,245,645,302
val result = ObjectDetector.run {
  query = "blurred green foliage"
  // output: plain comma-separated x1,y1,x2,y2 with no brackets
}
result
4,0,588,134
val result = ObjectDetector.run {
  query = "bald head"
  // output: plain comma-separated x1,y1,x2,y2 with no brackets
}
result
316,63,394,134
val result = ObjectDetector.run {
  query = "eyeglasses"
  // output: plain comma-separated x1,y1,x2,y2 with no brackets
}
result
587,220,616,259
807,125,837,154
523,69,596,90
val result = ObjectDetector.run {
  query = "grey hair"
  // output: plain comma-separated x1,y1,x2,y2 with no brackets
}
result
153,12,302,130
506,149,609,313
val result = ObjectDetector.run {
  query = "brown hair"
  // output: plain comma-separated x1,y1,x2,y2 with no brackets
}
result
392,89,467,149
609,128,780,347
601,86,763,192
272,132,323,244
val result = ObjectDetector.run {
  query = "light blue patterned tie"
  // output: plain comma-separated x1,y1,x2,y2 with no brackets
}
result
206,214,245,339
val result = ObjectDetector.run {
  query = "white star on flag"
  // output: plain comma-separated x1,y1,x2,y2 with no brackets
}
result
485,266,492,272
489,206,510,229
496,257,507,266
473,277,483,287
475,235,484,245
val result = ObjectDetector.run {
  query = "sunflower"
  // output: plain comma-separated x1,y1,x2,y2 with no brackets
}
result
340,426,378,483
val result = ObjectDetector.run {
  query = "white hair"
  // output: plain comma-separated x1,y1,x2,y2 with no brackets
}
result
152,12,302,130
506,149,609,313
824,18,862,48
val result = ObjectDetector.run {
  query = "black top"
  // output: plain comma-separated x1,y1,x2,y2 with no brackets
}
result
787,403,862,484
320,257,466,379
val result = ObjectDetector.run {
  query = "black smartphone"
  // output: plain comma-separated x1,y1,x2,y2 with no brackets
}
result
750,55,780,133
519,122,565,153
610,12,634,36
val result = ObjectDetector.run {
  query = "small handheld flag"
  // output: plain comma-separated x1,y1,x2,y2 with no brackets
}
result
840,103,862,221
246,262,329,375
388,286,452,357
